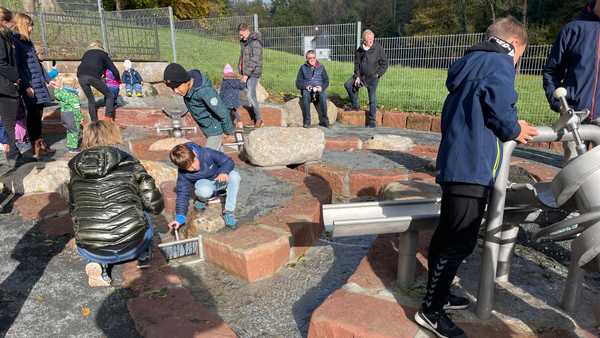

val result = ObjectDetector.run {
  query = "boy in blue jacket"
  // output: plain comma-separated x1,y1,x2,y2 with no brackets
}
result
414,17,538,338
167,142,241,230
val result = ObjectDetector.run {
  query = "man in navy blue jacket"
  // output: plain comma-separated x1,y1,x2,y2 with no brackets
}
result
167,142,241,230
414,17,538,338
295,50,330,128
543,1,600,162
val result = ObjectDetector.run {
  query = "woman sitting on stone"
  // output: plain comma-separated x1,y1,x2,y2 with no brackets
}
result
68,120,163,287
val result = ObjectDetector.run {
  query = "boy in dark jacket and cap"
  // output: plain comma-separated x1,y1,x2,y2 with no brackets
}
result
164,63,234,150
295,50,330,128
413,17,538,338
543,1,600,162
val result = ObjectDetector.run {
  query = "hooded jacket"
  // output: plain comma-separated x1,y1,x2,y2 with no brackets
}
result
543,2,600,118
13,35,51,104
68,146,163,254
353,41,388,81
77,48,120,81
295,61,329,90
220,76,245,109
174,142,235,224
0,27,19,97
436,38,521,187
184,70,234,136
239,31,263,77
123,69,143,86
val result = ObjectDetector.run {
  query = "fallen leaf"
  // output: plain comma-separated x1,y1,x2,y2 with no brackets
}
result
81,306,91,318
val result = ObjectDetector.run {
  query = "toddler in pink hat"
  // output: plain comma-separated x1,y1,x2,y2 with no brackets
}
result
220,64,245,129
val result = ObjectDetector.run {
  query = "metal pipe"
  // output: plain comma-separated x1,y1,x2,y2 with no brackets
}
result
561,259,584,313
476,140,516,319
356,21,362,49
97,0,109,55
397,231,418,287
168,6,177,63
532,125,600,145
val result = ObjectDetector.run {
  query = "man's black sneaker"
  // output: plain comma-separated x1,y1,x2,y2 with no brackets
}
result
414,310,466,338
443,294,471,311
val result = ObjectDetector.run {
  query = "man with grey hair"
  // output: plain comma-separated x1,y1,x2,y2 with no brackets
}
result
414,17,537,338
344,29,387,128
295,50,330,128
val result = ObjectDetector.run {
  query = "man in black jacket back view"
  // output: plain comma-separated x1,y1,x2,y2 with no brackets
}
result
344,29,388,128
77,41,120,122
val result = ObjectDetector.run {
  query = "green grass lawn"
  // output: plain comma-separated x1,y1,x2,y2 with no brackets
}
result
163,30,556,125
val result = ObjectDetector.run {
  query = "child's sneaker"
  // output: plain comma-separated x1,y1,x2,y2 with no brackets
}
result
67,147,80,154
127,91,132,97
194,200,206,211
85,262,112,287
223,211,238,230
136,92,143,97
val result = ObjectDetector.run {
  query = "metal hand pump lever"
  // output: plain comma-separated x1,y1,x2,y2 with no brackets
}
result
553,87,590,156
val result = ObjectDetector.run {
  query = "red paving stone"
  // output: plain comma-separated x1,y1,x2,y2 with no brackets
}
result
238,106,283,126
13,192,69,221
203,225,291,282
430,116,442,133
406,114,433,131
128,287,236,338
325,137,363,151
304,163,351,197
337,110,383,127
349,169,410,197
159,181,177,215
382,111,408,129
407,144,438,160
307,289,419,338
38,214,73,237
515,162,560,182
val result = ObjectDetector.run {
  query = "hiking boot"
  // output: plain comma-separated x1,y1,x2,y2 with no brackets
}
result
443,294,471,311
85,262,112,287
255,119,264,128
414,310,466,338
223,211,238,230
137,246,152,269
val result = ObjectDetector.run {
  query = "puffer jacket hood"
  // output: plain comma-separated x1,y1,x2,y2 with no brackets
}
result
70,146,125,179
68,146,164,254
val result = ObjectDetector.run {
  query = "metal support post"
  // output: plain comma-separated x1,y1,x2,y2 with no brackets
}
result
356,21,362,49
38,10,49,57
168,6,177,63
97,0,109,54
397,231,418,288
253,14,258,31
561,259,584,313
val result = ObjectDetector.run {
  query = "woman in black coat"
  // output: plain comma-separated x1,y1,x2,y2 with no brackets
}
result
14,13,53,158
0,7,21,169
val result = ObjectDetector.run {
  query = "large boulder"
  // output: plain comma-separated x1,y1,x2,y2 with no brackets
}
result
244,127,325,167
364,135,415,152
2,161,71,197
139,160,177,188
282,97,338,127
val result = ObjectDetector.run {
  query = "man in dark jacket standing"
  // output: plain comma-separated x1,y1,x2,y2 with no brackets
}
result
295,50,330,128
344,29,388,128
413,17,538,338
77,41,120,122
238,23,263,128
543,1,600,162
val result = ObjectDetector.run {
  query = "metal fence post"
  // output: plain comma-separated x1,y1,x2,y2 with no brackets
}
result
168,6,177,63
97,0,109,54
356,21,362,48
38,9,49,57
253,13,258,31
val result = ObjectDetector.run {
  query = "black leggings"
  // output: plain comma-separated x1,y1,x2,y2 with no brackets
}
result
0,95,20,160
78,74,115,121
422,190,488,313
25,101,43,143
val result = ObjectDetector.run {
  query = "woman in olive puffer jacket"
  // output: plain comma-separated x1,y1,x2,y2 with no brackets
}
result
68,120,163,287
